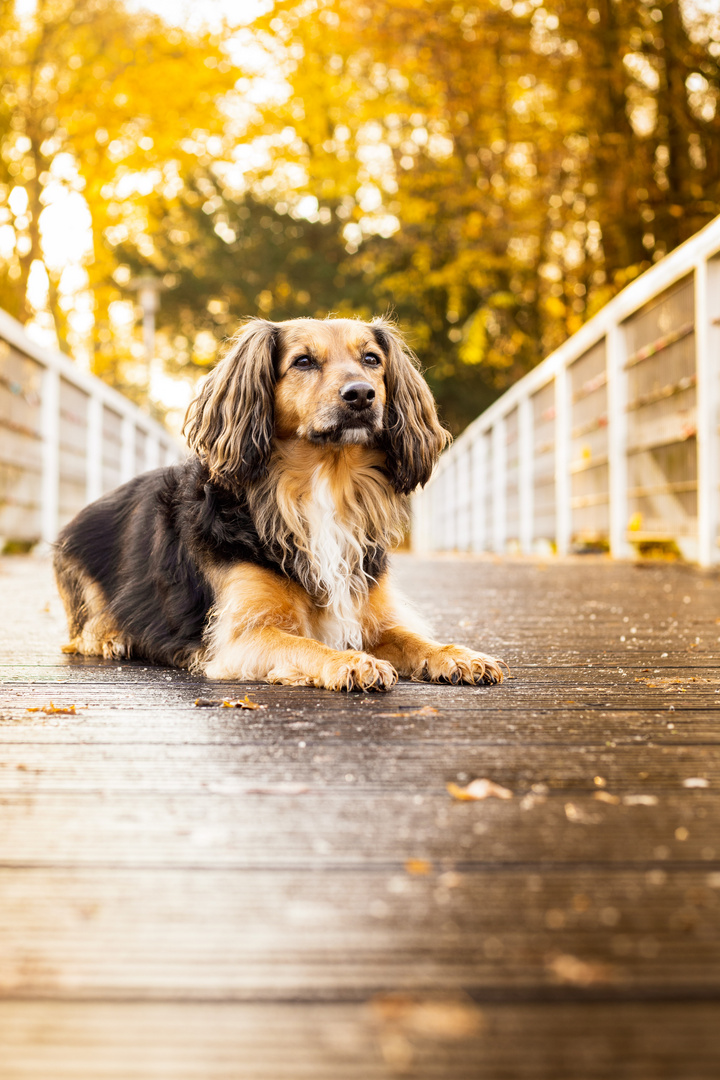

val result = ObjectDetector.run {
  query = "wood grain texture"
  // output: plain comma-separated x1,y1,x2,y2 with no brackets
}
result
1,552,720,1078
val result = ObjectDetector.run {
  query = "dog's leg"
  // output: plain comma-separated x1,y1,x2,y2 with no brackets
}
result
205,625,397,690
202,563,397,690
54,555,130,659
363,574,506,686
372,626,506,685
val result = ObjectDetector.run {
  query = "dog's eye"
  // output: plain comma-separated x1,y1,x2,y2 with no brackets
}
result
292,355,316,369
363,353,381,367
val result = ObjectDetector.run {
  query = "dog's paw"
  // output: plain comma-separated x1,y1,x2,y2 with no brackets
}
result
412,644,506,686
321,651,398,692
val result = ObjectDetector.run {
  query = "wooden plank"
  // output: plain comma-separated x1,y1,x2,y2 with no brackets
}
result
0,788,716,867
1,866,720,997
1,552,720,1076
1,1001,719,1080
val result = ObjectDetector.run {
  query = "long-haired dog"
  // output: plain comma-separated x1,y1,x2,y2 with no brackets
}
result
54,317,505,691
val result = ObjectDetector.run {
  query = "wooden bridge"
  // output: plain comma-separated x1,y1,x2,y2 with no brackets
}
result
1,550,719,1079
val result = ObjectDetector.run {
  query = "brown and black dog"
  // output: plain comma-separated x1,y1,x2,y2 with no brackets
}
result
54,317,505,691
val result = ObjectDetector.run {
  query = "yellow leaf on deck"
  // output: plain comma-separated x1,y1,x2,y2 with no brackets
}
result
447,778,513,801
26,703,77,715
404,858,433,875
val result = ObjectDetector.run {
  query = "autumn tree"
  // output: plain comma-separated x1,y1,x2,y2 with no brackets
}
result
251,0,720,430
0,0,237,382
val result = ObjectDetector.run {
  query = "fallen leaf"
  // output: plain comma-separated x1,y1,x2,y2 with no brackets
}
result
520,792,547,810
447,778,513,801
564,802,602,824
26,703,77,715
193,696,266,710
221,696,266,709
547,953,614,986
369,992,484,1038
404,858,432,875
623,794,659,806
593,791,620,805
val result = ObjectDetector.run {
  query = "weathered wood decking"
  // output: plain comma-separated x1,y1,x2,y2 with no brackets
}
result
1,552,719,1078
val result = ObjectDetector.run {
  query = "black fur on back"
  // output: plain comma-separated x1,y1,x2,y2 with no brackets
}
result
53,458,389,668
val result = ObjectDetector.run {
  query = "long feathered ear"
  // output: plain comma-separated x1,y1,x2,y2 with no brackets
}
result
372,318,451,495
183,319,278,490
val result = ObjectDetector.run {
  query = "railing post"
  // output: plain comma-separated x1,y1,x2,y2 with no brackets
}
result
554,365,571,555
120,416,135,485
607,324,632,558
695,256,720,567
492,419,506,553
86,395,103,504
411,486,427,554
518,394,534,554
40,365,60,545
456,444,470,551
443,458,456,551
145,435,160,472
471,434,486,553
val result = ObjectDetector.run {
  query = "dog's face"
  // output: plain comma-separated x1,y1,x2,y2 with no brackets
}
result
184,316,450,495
273,319,387,446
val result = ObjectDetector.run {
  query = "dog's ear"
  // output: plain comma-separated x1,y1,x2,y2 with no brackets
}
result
372,318,451,495
183,319,278,490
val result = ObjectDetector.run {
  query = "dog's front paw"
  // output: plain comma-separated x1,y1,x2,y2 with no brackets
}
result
413,644,506,686
321,651,398,692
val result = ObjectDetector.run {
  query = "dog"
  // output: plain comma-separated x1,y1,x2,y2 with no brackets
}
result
54,317,506,691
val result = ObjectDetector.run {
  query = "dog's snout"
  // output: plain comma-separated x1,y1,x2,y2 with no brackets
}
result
340,381,375,410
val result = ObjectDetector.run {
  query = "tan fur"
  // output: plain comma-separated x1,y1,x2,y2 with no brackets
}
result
201,562,397,689
55,561,130,659
273,321,387,441
247,440,406,593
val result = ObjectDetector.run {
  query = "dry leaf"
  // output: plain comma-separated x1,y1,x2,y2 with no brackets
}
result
593,791,620,805
221,696,266,709
26,703,77,715
447,778,513,801
547,953,614,986
564,802,602,824
194,696,266,710
623,794,658,806
369,992,484,1039
404,858,432,875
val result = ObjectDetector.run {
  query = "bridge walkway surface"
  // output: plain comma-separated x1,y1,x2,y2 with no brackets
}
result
0,552,719,1079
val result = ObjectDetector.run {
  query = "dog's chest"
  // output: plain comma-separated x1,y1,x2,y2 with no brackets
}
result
304,472,364,652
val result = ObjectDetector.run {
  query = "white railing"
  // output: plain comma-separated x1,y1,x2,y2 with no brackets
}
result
0,309,183,548
413,214,720,566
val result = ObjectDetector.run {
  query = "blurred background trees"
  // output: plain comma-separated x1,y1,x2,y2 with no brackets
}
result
1,0,719,432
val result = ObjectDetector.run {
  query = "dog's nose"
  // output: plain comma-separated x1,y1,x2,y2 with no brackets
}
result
340,381,375,410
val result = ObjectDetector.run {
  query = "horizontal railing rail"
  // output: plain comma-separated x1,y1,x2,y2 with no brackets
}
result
0,308,183,548
412,214,720,566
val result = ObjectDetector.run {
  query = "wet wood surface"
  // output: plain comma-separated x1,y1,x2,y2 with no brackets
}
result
1,552,719,1078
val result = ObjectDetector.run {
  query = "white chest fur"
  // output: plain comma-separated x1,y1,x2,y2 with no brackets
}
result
304,469,365,651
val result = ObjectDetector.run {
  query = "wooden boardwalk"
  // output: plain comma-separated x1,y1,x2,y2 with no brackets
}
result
1,552,719,1079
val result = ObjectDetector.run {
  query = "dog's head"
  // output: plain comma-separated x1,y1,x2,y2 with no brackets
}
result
184,316,450,495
